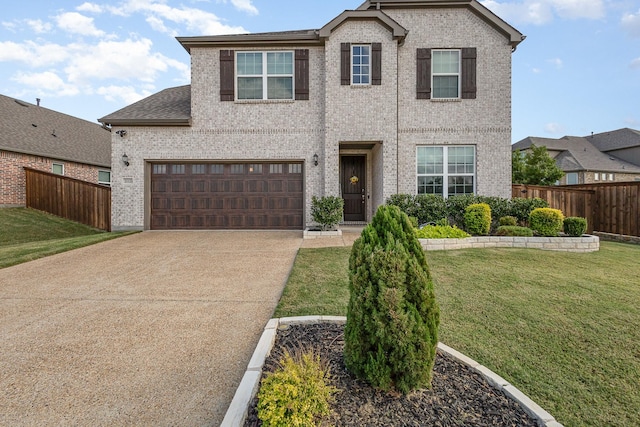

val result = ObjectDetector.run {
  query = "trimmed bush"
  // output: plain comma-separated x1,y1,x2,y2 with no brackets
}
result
529,208,564,237
416,225,470,239
509,197,549,225
311,196,344,231
345,205,439,394
499,216,518,227
495,225,534,237
564,217,588,237
464,203,491,236
257,349,336,427
386,194,447,225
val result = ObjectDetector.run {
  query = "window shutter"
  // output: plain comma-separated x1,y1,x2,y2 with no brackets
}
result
295,49,309,100
371,43,382,85
341,43,351,85
461,47,477,99
416,48,431,99
220,50,235,102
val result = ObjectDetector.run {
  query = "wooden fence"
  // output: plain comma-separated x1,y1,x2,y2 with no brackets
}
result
25,167,111,231
513,182,640,237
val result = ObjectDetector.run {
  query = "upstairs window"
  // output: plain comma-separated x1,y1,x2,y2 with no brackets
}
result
236,51,293,100
351,45,370,85
52,163,64,175
432,50,460,99
98,170,111,185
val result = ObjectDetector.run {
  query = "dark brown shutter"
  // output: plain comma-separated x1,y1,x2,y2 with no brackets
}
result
220,50,235,102
341,43,351,85
295,49,309,100
371,43,382,85
461,47,477,99
416,48,431,99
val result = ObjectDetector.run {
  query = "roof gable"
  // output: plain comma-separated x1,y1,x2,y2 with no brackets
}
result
318,10,408,40
587,128,640,152
0,94,111,167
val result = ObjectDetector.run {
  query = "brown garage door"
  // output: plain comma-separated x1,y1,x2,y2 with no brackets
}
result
150,162,304,230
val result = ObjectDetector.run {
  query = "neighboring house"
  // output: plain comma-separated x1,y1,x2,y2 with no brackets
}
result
99,0,524,231
0,94,112,207
513,129,640,185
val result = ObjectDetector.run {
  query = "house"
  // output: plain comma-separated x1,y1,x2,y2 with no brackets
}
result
99,0,524,231
513,129,640,185
0,94,112,207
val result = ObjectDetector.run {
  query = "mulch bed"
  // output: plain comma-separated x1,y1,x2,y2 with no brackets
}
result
244,323,539,426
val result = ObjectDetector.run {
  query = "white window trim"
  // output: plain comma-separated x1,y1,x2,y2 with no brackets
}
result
351,44,371,86
52,163,64,175
236,51,294,100
432,49,461,100
416,145,476,197
98,169,111,185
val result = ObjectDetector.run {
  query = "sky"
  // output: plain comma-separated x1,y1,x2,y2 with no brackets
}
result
1,0,639,143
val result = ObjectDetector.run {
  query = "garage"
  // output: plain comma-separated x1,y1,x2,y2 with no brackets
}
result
150,162,304,230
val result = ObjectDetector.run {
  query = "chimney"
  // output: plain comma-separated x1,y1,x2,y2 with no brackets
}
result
36,98,41,106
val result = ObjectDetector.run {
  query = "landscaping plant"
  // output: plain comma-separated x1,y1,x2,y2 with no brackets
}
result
311,196,344,231
415,224,470,239
564,217,587,237
499,216,518,227
529,208,564,236
495,225,534,237
464,203,492,236
344,205,440,394
257,349,337,427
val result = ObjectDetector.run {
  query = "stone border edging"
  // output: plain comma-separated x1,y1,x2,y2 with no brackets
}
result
420,235,599,252
221,316,563,427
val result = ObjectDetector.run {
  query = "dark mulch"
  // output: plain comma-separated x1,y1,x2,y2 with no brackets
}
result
244,323,539,426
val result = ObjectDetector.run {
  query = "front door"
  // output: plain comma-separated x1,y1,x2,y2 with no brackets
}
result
341,155,366,222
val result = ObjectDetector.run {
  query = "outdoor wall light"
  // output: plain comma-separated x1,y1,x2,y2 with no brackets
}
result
115,130,127,138
313,153,319,166
122,153,130,167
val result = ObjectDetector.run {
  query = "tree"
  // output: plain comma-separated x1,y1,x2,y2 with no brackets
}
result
344,205,439,394
512,144,565,185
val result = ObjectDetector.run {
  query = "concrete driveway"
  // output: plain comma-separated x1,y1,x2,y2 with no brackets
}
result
0,231,302,426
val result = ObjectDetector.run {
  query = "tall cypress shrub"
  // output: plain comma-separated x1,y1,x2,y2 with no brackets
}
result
344,205,440,394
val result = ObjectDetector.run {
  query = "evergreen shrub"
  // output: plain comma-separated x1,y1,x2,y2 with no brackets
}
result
509,197,549,225
529,208,564,236
464,203,492,235
495,225,534,237
345,205,439,394
311,196,344,230
257,349,336,427
499,216,518,227
564,217,588,236
415,225,470,239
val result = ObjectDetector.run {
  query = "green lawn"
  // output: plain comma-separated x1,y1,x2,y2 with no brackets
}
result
276,242,640,427
0,208,135,268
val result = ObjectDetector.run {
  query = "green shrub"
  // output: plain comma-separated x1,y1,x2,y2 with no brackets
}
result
345,205,439,394
257,349,337,427
495,225,534,237
446,194,480,228
529,208,564,237
509,197,549,225
311,196,344,231
386,194,418,219
415,225,470,239
407,216,419,229
464,203,491,236
499,216,518,227
564,217,588,237
386,194,447,225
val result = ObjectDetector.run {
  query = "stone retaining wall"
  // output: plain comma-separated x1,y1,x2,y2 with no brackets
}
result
420,235,599,252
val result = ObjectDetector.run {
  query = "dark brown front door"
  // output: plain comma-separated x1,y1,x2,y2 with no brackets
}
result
341,155,366,222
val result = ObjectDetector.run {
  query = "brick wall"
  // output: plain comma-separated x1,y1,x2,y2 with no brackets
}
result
0,150,108,206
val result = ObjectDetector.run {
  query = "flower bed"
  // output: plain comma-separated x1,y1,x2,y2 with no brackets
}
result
420,235,599,252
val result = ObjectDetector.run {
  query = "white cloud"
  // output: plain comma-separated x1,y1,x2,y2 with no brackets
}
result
77,2,104,13
11,71,80,97
622,9,640,38
2,21,18,32
96,85,153,104
105,0,247,35
230,0,258,15
544,122,566,134
532,67,542,73
55,12,105,37
547,58,563,68
0,41,72,67
25,19,52,34
631,57,640,69
481,0,605,25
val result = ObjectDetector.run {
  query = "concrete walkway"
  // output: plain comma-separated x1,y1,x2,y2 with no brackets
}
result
0,231,301,426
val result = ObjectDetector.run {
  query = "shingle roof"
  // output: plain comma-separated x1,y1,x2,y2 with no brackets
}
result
586,128,640,152
512,135,640,173
0,94,111,167
98,85,191,126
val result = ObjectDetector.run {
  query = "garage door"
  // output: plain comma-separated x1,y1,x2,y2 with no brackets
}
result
150,162,304,230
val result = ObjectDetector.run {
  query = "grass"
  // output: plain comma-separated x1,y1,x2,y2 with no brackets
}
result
0,208,135,268
276,241,640,427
